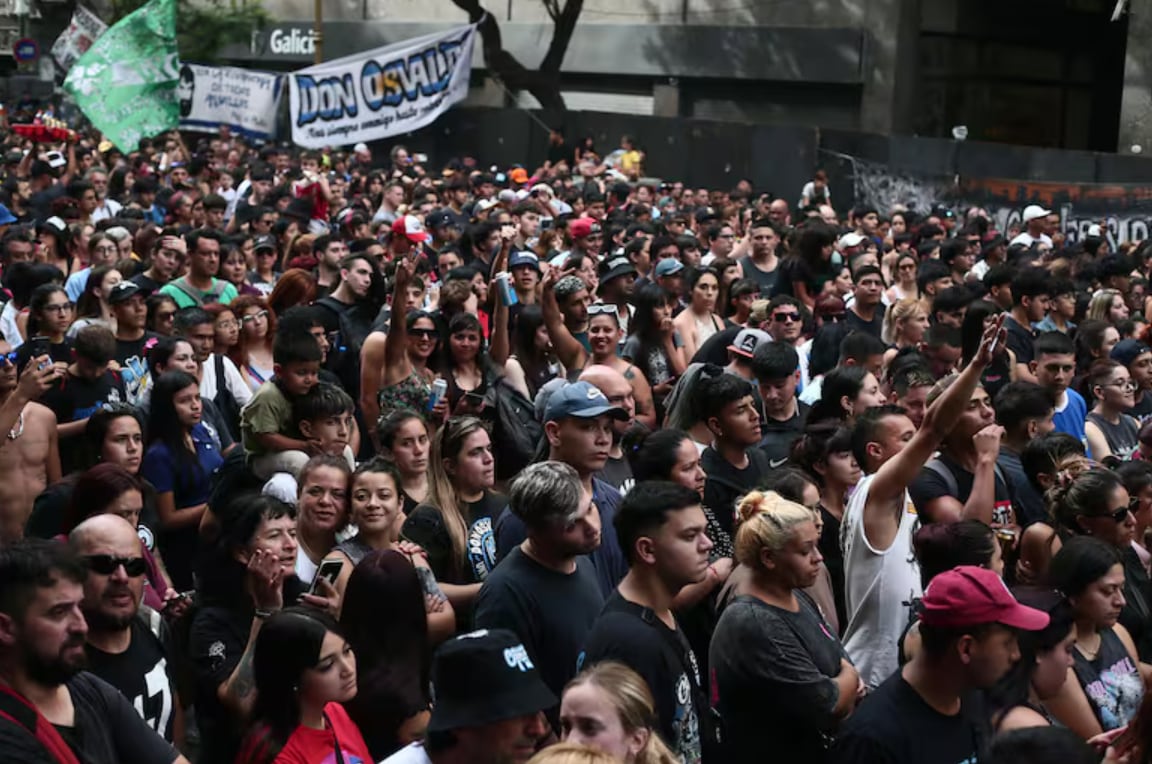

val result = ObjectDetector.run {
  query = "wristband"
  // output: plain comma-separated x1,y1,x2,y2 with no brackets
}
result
254,608,278,619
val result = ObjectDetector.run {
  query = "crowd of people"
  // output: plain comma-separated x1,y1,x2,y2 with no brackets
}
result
2,121,1152,764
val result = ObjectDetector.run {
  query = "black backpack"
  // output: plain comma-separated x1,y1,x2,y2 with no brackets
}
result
482,379,543,481
316,296,373,395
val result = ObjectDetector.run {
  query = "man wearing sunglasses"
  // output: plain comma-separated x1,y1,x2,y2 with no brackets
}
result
0,338,61,545
0,539,188,764
71,515,181,747
764,296,805,347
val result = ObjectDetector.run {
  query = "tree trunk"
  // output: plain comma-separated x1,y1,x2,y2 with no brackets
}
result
451,0,569,112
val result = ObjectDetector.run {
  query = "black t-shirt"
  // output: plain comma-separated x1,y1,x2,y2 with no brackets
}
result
546,141,570,166
692,326,741,366
760,400,810,465
115,331,159,403
908,453,1016,526
830,673,988,764
845,306,884,340
1129,391,1152,421
130,272,166,297
739,256,778,297
711,593,846,763
581,592,709,764
473,546,604,715
402,490,508,586
39,369,127,473
597,455,633,494
84,615,176,744
702,446,772,539
189,604,250,764
1004,315,1036,367
14,339,71,371
0,672,177,764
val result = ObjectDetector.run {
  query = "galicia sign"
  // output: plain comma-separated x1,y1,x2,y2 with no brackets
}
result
269,28,316,57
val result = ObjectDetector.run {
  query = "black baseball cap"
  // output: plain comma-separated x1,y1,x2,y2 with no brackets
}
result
428,629,556,732
253,234,277,252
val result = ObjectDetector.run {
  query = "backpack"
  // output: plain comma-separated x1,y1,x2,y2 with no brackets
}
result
212,354,242,442
482,379,543,481
167,277,228,307
923,457,1016,525
316,296,372,395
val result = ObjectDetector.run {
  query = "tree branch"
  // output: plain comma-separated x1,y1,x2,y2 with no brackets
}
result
451,0,570,112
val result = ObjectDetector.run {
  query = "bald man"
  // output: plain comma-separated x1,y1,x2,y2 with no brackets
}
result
579,364,635,493
71,515,182,746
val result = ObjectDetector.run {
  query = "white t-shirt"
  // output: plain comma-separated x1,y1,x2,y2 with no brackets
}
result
1009,231,1053,248
840,473,923,689
381,742,433,764
0,301,22,349
200,353,253,408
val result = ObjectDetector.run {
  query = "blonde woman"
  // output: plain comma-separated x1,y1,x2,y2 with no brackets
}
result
710,490,861,763
1086,289,1129,325
528,744,619,764
559,662,680,764
400,416,504,610
881,297,930,369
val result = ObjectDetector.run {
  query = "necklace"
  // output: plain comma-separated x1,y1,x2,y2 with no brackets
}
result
7,411,23,440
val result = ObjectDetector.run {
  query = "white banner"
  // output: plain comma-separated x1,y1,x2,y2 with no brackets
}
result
51,5,107,73
288,24,476,149
177,63,282,140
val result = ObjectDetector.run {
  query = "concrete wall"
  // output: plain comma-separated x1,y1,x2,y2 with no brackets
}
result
1118,0,1152,155
256,0,919,135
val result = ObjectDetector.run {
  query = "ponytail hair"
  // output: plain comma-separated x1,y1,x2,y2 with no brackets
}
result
733,490,815,572
563,662,680,764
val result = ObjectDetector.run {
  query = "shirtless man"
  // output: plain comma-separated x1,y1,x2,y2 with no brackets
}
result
0,341,62,542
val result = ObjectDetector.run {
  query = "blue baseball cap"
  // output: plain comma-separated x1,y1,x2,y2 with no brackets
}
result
543,381,628,423
509,251,541,273
0,204,16,226
655,259,685,277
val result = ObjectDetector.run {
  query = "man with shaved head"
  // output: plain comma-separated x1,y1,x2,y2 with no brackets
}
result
580,364,636,493
71,515,181,745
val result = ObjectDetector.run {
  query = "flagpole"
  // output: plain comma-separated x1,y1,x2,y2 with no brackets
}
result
313,0,323,64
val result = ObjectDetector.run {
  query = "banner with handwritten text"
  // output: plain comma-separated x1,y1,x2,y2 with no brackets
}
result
178,63,282,139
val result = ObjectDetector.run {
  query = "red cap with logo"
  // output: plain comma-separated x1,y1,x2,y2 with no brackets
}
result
391,214,430,243
919,566,1050,631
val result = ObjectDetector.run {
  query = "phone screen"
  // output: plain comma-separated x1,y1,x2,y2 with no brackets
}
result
309,560,344,594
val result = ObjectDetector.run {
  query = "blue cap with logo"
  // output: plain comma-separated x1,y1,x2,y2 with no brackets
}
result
544,381,628,422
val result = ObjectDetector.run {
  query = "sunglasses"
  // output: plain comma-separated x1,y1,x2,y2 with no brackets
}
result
410,328,439,339
823,313,846,322
83,554,147,577
241,310,269,323
1099,506,1132,524
588,304,617,316
773,312,801,323
0,351,17,367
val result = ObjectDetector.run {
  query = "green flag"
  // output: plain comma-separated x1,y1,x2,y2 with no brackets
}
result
63,0,179,151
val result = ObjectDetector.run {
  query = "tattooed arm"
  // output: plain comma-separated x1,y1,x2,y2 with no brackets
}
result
216,617,264,716
217,549,284,716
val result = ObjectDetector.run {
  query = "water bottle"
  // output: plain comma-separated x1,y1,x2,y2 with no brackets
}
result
428,378,448,412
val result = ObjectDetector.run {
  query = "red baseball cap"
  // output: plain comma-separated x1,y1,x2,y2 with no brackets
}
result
569,217,600,239
391,214,430,243
919,566,1049,631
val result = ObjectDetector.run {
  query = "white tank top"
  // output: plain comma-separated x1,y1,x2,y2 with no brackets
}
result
840,473,923,689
